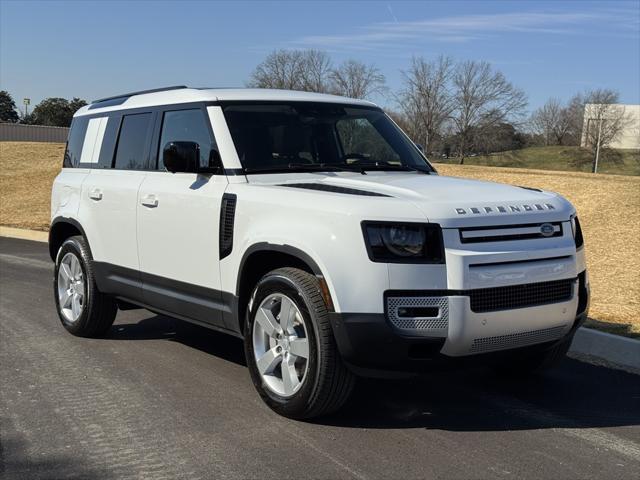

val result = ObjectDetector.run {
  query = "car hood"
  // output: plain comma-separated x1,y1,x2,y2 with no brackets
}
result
252,171,574,228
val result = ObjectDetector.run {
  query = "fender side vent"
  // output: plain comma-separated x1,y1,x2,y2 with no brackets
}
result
219,193,237,259
280,183,391,197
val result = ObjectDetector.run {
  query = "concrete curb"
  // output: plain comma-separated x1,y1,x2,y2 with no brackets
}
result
0,226,48,242
570,327,640,373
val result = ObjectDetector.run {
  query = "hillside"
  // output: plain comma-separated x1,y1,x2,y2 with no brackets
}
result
434,146,640,176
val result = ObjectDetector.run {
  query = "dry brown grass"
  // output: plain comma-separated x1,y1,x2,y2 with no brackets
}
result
0,142,638,335
0,142,64,231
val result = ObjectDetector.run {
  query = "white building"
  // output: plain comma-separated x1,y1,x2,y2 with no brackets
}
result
581,104,640,149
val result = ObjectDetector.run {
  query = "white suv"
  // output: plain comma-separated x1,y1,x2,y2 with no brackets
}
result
51,86,589,419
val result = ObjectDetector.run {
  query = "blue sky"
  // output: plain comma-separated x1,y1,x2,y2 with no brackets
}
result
1,0,639,113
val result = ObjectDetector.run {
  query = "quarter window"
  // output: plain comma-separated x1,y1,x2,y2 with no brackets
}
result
113,113,153,170
158,109,217,170
63,117,89,167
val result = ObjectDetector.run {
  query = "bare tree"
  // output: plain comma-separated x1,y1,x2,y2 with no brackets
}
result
530,97,580,146
300,50,332,93
529,98,565,145
451,60,527,164
397,55,453,153
580,89,630,173
248,49,332,92
329,60,386,99
249,49,304,90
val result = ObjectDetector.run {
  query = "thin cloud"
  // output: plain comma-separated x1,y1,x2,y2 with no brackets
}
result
288,9,639,52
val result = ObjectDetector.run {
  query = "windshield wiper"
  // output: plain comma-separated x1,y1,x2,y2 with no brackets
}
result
243,163,367,175
350,161,432,174
288,163,368,174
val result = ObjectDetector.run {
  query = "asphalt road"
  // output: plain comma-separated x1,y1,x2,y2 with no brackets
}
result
1,236,639,480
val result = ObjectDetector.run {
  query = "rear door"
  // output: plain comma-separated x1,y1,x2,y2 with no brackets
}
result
78,110,155,299
137,105,228,327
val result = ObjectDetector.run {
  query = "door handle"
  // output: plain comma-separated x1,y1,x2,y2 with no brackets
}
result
141,194,158,208
88,188,103,201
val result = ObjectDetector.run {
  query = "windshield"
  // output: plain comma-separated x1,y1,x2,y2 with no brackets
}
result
221,102,434,174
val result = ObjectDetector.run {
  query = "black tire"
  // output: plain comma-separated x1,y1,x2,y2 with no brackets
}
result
53,235,117,337
244,267,355,419
493,336,572,376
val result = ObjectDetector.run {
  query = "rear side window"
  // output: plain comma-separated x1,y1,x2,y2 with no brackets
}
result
158,109,216,169
114,113,153,170
63,117,89,167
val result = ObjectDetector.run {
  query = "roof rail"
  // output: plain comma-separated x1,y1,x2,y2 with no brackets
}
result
91,85,189,104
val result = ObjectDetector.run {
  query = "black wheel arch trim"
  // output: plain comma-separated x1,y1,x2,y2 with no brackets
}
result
49,217,92,261
235,242,326,297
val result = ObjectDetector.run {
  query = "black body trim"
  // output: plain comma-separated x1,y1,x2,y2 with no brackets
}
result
219,193,237,259
279,183,391,197
92,262,233,330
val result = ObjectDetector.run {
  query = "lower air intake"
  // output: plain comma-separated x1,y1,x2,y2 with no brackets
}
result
469,278,575,313
387,296,449,335
470,325,567,354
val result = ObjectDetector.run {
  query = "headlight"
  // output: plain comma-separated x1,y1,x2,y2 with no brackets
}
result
570,214,584,248
362,222,445,263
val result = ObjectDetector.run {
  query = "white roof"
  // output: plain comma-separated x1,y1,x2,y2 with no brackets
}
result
75,88,377,117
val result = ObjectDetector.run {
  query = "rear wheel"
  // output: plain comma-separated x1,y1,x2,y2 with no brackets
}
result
54,236,117,337
244,267,354,419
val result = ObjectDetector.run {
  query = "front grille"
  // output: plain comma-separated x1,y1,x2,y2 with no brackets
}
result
469,278,575,313
387,296,449,335
459,222,563,243
471,325,567,353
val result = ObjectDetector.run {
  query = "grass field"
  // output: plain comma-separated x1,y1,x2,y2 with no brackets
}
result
1,141,639,337
435,146,640,176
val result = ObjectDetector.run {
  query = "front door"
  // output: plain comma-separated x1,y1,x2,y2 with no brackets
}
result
137,106,228,328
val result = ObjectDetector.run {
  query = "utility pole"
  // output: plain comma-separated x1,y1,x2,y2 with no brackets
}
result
594,115,603,174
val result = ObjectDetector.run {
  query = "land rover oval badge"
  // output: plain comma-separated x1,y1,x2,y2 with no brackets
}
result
540,223,555,237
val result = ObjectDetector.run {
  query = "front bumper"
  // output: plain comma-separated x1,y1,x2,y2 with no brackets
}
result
329,270,589,375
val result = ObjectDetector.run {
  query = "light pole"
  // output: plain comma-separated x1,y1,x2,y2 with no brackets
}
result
594,115,603,174
23,98,30,117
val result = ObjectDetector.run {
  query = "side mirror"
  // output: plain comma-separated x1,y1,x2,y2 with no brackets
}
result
163,141,199,173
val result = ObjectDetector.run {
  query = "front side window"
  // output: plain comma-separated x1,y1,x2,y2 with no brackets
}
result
114,113,153,170
158,109,217,170
222,103,433,174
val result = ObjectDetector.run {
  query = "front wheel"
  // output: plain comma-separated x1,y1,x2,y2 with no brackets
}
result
244,268,354,419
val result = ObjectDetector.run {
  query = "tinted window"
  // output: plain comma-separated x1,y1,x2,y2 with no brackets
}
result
158,109,216,170
114,113,153,170
63,117,89,167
